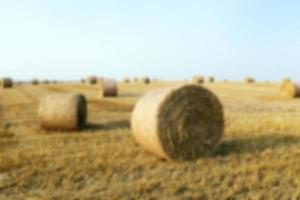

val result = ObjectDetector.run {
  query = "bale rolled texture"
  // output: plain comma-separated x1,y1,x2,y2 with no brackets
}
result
0,78,13,88
192,76,204,84
38,93,87,131
281,82,300,98
131,85,224,161
101,79,118,97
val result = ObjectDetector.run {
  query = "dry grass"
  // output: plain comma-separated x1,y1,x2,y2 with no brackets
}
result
1,82,300,199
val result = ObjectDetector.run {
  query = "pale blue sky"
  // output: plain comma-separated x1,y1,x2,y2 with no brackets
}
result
0,0,300,81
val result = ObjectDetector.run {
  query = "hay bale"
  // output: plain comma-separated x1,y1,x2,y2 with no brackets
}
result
282,77,291,83
31,79,39,85
192,76,204,84
131,84,224,161
124,78,131,83
86,76,98,85
38,93,87,131
207,76,215,83
281,82,300,98
133,77,139,82
245,77,255,84
140,77,151,84
43,80,50,84
0,78,13,88
81,79,85,83
101,79,118,97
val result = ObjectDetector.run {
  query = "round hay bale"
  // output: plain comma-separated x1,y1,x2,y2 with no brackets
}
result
282,77,291,84
140,77,151,84
192,76,204,84
133,77,139,82
207,76,215,83
81,79,85,83
131,84,224,161
245,77,255,84
43,80,50,84
31,79,39,85
38,93,87,131
0,78,13,88
281,82,300,98
101,79,118,97
124,78,131,83
86,76,98,85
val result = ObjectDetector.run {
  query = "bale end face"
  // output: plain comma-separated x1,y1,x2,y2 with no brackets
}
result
38,94,87,131
131,84,224,161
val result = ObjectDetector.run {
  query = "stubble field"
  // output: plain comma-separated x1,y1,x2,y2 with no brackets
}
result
0,81,300,200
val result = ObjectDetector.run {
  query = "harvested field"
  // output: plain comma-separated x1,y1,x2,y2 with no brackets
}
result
1,81,300,199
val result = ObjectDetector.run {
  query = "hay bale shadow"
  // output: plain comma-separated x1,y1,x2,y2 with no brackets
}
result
215,134,300,156
85,120,130,132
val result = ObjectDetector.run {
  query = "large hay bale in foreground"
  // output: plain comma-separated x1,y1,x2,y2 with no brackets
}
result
131,85,224,161
38,94,87,131
281,82,300,98
0,78,13,88
101,79,118,97
192,76,204,84
86,76,98,85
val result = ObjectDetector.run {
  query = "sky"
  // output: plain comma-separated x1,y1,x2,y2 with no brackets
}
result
0,0,300,81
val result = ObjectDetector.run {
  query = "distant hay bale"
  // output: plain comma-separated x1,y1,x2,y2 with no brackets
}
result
207,76,215,83
124,78,131,83
52,80,57,84
192,76,204,84
140,77,151,84
281,82,300,98
101,79,118,97
133,77,139,82
31,79,39,85
131,85,224,161
86,76,98,85
282,77,291,83
0,78,13,88
38,93,87,131
245,77,255,84
81,79,85,83
43,80,50,84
